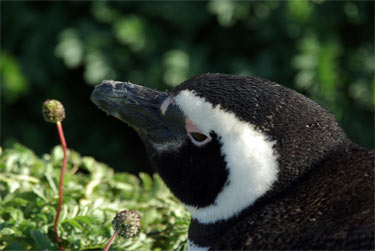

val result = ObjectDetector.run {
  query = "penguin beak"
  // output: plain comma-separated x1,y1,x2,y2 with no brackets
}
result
91,80,185,143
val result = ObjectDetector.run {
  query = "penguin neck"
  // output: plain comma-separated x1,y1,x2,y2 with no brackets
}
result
186,177,295,250
186,142,356,250
187,200,266,250
187,216,239,250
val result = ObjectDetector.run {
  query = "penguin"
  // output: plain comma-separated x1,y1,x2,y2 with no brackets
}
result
91,73,374,250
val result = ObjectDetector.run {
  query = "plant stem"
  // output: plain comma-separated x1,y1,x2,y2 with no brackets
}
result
54,121,67,251
104,231,119,251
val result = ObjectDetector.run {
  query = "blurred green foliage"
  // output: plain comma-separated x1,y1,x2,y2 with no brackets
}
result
1,1,374,172
0,144,189,250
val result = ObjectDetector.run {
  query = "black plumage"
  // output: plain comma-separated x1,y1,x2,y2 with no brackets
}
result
144,132,228,208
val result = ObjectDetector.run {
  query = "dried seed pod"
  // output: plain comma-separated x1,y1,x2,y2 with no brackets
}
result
112,209,141,238
42,99,66,123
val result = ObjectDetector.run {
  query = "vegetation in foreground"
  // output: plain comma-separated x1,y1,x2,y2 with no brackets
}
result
0,144,189,250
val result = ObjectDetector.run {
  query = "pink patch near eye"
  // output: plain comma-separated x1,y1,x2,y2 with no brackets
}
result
185,119,203,133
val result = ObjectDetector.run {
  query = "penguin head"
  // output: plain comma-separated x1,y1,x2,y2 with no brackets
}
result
91,73,347,224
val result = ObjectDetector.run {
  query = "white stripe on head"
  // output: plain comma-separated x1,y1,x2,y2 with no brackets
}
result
174,90,279,224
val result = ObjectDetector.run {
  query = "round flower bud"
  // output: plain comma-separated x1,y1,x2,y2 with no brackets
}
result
112,209,141,238
42,99,66,123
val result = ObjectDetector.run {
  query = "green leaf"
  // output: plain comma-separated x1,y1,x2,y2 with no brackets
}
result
139,172,153,191
29,230,57,250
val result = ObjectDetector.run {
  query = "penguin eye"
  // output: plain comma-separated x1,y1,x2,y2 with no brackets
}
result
190,132,207,142
187,132,212,146
185,119,212,146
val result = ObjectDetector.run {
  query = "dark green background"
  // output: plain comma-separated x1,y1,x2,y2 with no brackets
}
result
2,1,374,173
